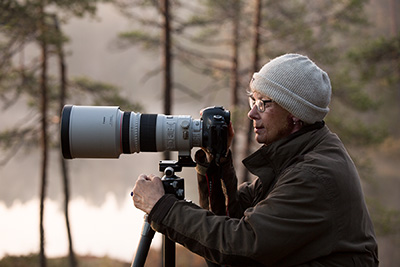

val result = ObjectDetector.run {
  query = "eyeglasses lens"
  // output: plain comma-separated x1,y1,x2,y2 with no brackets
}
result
249,98,265,113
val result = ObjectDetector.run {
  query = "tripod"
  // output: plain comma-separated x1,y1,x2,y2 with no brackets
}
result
131,154,195,267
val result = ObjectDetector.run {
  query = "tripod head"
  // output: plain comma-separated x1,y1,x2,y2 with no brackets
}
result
159,151,195,200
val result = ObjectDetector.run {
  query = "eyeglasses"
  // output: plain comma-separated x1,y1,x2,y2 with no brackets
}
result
249,97,274,113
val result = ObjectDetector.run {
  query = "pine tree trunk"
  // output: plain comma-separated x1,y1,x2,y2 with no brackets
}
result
242,0,262,183
230,0,240,156
39,2,48,266
161,0,172,160
53,15,77,267
389,0,400,120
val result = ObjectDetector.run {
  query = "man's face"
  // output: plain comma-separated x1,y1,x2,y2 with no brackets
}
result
248,90,295,146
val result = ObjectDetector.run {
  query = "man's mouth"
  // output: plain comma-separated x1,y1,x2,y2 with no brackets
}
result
254,125,264,133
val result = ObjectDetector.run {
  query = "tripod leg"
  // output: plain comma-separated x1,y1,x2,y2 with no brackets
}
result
163,235,175,267
131,217,155,267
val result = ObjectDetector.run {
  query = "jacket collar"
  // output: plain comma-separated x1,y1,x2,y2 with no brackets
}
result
242,121,326,190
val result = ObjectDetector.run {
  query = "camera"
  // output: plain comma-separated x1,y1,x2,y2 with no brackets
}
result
60,105,230,163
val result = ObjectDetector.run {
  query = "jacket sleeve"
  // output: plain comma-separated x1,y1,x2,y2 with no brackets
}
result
148,166,336,266
148,196,263,266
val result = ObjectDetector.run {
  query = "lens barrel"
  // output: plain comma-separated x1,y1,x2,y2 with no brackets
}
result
61,105,127,158
60,105,203,159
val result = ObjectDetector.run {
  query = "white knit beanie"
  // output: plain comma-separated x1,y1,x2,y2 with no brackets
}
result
250,53,332,124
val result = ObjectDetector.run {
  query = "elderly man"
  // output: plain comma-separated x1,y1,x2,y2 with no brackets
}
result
132,54,379,266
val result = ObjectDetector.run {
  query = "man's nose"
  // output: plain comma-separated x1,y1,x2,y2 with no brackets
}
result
248,105,259,120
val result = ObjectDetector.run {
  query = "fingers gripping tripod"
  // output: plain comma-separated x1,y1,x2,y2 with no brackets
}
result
131,153,194,267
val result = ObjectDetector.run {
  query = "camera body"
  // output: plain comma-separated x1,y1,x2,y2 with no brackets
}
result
61,105,230,163
201,106,230,164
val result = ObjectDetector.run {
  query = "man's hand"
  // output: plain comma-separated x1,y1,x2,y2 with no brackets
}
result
132,174,165,214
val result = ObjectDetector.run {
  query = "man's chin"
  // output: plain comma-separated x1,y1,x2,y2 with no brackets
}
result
255,135,265,144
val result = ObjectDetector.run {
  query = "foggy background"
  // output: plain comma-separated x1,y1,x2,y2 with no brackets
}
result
0,3,222,262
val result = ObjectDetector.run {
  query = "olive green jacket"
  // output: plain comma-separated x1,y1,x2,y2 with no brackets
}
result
148,123,379,266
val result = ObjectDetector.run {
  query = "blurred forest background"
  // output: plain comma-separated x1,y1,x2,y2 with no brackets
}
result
1,0,399,266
